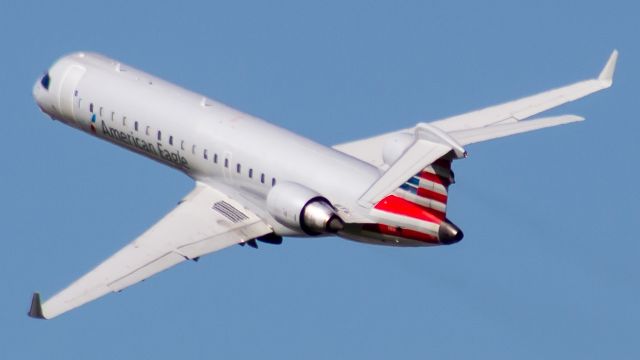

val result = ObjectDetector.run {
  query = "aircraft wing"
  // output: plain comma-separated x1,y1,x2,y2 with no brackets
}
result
334,50,617,166
429,50,616,132
29,182,273,319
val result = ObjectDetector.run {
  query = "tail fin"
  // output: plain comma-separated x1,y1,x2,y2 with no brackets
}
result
359,124,465,245
394,157,453,218
359,123,465,207
369,155,463,245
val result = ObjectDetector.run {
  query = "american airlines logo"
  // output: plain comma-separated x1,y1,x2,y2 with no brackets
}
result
100,120,189,169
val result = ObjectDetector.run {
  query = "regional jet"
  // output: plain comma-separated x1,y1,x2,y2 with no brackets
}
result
29,50,617,319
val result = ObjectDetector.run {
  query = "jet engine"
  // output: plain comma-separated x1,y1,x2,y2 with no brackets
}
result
266,182,344,235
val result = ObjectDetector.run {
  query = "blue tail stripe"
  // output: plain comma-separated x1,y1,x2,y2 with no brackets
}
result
407,177,420,186
400,183,417,194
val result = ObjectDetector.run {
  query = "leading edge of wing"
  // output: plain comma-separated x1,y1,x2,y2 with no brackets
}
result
28,182,272,320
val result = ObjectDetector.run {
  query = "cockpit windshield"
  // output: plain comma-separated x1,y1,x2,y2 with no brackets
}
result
40,72,50,90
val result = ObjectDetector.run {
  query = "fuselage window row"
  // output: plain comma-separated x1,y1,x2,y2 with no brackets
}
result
84,101,278,187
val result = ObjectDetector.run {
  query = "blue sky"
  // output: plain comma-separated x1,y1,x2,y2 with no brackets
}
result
2,1,638,358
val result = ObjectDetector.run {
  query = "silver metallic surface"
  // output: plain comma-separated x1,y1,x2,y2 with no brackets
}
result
302,200,343,234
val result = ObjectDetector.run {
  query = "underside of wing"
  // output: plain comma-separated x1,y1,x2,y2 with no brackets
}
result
30,182,272,319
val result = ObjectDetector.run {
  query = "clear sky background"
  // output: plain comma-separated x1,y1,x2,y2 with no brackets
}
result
1,1,638,358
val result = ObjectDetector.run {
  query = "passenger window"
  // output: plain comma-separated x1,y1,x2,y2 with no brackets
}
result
180,140,184,150
99,107,103,117
89,103,94,113
213,154,218,164
272,178,276,186
236,164,241,173
157,131,162,141
169,136,173,145
192,144,196,154
122,116,127,126
203,149,208,159
111,112,115,121
145,126,150,135
248,169,253,178
224,159,229,168
134,121,138,131
260,174,265,184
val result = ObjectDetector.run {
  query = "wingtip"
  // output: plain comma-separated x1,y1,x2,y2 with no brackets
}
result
597,49,618,85
28,292,47,320
567,114,586,122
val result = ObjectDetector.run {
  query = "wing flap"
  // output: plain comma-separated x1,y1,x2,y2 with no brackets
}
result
108,251,184,292
449,114,584,145
177,221,269,259
32,182,272,319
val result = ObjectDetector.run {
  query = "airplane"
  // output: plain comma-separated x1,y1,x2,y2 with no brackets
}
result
29,50,617,319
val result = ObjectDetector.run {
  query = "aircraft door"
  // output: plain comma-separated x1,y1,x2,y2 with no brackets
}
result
57,65,86,125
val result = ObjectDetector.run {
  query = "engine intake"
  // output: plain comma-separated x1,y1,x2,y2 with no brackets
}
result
267,182,344,235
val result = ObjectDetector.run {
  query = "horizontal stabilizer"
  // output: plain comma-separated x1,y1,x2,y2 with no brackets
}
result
449,114,584,145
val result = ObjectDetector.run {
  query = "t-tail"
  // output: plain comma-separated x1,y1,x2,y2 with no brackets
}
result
369,155,463,245
356,123,467,246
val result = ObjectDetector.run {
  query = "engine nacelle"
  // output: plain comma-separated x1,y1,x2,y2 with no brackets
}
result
266,182,344,235
382,133,414,166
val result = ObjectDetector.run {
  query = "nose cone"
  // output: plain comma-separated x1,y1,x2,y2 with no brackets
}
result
33,77,46,110
33,70,54,112
33,78,41,99
438,220,464,245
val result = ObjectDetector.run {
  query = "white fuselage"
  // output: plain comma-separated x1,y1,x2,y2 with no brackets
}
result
33,52,382,237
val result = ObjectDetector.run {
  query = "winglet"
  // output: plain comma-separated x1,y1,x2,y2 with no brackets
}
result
28,292,46,319
598,49,618,85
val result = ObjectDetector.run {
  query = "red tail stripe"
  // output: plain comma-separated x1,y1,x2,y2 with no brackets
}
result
375,195,445,223
418,171,451,187
416,187,448,204
362,224,439,244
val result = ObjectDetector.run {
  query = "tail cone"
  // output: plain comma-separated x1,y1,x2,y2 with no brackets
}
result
438,220,463,245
